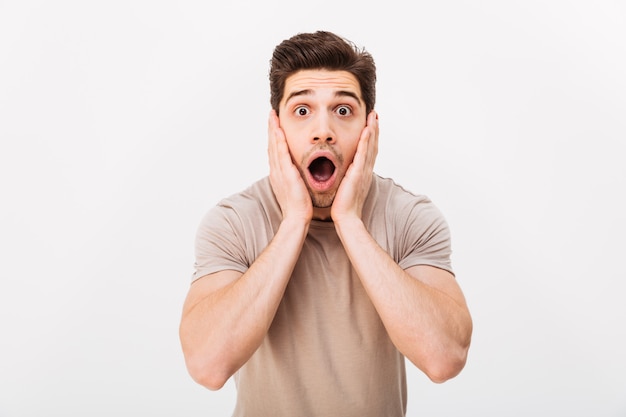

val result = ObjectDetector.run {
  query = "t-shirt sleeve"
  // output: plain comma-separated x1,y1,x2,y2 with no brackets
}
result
192,203,250,282
396,199,454,275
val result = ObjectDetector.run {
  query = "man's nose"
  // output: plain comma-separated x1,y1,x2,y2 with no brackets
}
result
311,114,336,144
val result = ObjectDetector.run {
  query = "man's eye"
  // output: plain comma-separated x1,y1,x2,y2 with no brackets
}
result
295,106,309,116
336,106,352,116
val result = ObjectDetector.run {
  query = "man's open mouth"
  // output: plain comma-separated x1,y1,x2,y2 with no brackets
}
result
308,157,336,182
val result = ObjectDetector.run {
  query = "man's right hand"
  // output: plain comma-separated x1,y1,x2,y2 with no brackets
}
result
180,112,312,390
268,110,313,224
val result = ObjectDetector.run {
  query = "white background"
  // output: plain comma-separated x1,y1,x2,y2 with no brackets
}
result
1,1,625,416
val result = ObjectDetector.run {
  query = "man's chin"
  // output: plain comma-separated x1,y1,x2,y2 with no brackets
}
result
310,192,335,209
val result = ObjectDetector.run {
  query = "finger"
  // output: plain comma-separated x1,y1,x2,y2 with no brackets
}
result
364,111,379,168
367,110,378,127
269,117,296,185
268,111,285,173
354,114,377,170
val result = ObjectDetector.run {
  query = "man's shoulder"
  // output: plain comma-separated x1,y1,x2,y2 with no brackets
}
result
216,176,275,211
201,176,281,234
367,174,447,231
370,174,433,207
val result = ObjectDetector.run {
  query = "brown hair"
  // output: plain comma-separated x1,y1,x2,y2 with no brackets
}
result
269,31,376,115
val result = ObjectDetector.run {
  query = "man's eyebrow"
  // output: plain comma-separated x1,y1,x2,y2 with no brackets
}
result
284,89,312,103
334,90,361,103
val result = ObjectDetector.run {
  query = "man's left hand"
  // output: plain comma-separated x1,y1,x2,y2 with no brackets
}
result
331,110,379,223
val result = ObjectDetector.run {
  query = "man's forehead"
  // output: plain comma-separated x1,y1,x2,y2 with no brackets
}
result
283,70,361,97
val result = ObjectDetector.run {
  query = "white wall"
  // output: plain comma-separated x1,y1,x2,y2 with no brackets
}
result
1,1,624,416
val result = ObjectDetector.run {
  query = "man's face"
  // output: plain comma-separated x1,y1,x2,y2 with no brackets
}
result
278,69,367,211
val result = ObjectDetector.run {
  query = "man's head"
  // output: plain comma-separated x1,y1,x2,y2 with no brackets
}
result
268,31,378,218
269,31,376,115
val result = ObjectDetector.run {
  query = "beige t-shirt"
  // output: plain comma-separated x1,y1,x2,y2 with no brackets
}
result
193,174,453,417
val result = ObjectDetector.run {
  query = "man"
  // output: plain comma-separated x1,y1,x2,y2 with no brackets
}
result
179,31,472,416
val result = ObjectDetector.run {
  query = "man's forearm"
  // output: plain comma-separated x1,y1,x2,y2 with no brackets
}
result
334,216,472,382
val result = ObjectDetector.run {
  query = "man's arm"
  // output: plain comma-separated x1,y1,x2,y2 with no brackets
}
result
331,111,472,382
334,218,472,382
179,111,312,390
179,217,308,390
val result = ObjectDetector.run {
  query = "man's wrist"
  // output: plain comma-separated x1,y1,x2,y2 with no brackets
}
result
333,215,365,238
280,215,311,234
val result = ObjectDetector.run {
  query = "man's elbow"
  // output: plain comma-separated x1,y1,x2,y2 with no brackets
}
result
184,354,232,391
421,344,470,384
193,370,229,391
424,360,465,384
426,316,473,383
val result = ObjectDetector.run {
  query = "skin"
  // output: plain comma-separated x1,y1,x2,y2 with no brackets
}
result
179,69,473,390
272,69,368,220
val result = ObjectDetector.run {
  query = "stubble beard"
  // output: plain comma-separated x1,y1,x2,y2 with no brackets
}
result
309,189,336,209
